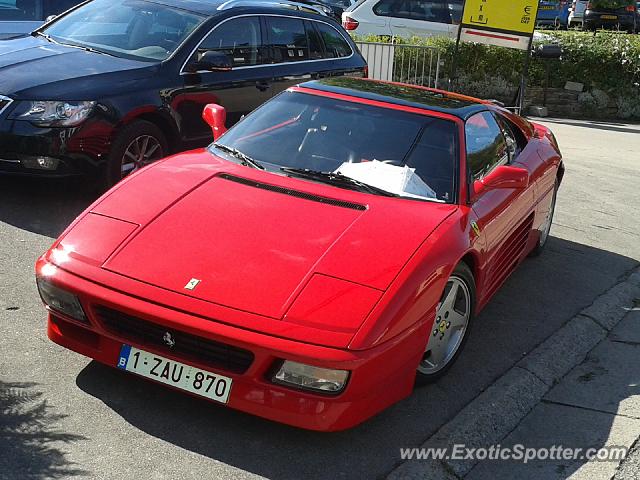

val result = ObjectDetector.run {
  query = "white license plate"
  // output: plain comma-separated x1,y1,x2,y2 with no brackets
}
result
117,345,232,404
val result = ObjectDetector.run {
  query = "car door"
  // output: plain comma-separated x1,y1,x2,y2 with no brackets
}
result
374,0,456,38
494,112,557,240
466,112,535,301
176,16,274,147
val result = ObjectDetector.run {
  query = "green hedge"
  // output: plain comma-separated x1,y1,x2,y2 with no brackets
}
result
353,31,640,118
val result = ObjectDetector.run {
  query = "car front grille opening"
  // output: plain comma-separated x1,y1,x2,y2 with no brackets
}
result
94,305,254,374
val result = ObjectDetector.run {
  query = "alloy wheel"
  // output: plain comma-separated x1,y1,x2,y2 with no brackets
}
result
419,276,471,375
539,188,557,247
120,135,163,178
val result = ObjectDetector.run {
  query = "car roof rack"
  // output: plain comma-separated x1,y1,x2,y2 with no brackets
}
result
216,0,329,16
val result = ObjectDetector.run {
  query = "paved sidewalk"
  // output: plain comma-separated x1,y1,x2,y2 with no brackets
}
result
466,307,640,479
389,271,640,480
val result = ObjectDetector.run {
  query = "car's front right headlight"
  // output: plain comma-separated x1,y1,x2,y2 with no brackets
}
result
36,275,87,322
14,100,96,127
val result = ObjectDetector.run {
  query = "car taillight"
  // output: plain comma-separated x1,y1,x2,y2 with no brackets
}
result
363,65,369,78
343,16,359,31
625,4,636,11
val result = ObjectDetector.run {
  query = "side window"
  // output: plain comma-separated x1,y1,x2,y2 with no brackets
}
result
0,0,42,20
315,22,352,58
44,0,80,17
266,16,309,63
305,21,324,60
373,0,455,23
465,112,508,180
198,17,263,67
494,113,528,162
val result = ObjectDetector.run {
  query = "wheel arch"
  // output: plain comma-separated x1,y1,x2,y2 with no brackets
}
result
133,112,181,153
118,110,181,154
557,161,565,185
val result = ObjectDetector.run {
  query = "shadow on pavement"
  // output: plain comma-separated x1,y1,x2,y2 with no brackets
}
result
539,118,640,135
74,237,639,480
0,177,95,239
0,381,87,480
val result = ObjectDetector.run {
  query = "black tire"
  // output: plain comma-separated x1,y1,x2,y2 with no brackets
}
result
106,120,168,187
415,262,476,386
529,179,559,257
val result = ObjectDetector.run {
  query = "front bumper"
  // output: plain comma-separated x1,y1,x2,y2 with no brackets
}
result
0,115,113,178
38,261,425,431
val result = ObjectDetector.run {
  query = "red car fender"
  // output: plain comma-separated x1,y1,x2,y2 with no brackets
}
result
350,207,485,350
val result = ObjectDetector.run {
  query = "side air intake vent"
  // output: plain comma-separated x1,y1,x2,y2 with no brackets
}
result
219,174,367,211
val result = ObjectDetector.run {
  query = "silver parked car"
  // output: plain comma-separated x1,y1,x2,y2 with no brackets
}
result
0,0,81,39
568,0,589,28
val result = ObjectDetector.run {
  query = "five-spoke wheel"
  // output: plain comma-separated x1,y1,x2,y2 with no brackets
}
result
416,262,475,384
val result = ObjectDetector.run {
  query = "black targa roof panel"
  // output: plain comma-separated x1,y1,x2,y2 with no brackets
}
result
300,77,489,119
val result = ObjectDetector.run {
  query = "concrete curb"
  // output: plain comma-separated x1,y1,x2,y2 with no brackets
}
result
387,268,640,480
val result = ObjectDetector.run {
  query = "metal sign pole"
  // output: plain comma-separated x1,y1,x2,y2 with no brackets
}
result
448,0,467,92
517,34,535,114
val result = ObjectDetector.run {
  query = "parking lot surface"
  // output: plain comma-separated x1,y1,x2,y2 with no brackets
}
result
1,118,639,480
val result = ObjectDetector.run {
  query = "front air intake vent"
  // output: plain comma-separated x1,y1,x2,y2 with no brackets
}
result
219,173,367,211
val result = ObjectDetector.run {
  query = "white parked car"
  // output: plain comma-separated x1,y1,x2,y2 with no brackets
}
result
342,0,462,38
568,0,589,27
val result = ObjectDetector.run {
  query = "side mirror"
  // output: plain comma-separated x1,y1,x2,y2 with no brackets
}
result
202,103,227,141
471,165,529,201
187,51,232,73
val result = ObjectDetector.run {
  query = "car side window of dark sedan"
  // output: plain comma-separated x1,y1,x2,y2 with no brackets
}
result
305,20,325,60
266,16,310,62
315,21,352,58
43,0,80,16
0,0,40,20
465,111,509,180
198,16,264,67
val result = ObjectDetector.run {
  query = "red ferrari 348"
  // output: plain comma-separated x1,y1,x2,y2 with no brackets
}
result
36,78,563,431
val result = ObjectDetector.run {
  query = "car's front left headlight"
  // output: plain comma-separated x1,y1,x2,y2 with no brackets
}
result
15,100,96,127
272,360,349,394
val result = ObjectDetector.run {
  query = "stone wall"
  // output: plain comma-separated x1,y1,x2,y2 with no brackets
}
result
524,87,630,120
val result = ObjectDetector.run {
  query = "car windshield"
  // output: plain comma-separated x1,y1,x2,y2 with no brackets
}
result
41,0,205,61
212,91,459,203
0,0,40,20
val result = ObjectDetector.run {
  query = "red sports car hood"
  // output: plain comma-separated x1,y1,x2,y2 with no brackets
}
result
62,153,456,321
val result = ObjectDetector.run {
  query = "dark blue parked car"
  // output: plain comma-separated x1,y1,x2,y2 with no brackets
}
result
537,0,570,28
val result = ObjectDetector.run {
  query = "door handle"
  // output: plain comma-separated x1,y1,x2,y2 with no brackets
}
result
255,81,270,92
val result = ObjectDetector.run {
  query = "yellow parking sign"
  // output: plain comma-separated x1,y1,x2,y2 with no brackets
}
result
462,0,539,34
460,0,540,50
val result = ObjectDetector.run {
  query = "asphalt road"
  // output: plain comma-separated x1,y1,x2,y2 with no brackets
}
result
1,118,639,480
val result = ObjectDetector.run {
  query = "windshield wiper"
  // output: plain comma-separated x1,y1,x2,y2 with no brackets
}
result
78,45,116,57
32,31,54,43
213,143,264,170
32,32,117,57
281,168,399,197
